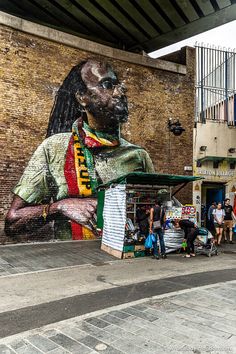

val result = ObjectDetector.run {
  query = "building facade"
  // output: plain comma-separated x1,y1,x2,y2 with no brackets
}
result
193,44,236,225
0,13,195,242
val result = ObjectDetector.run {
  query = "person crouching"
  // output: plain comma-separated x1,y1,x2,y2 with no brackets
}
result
172,219,199,258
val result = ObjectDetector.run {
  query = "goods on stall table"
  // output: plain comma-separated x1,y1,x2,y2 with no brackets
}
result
182,205,196,223
165,207,182,220
163,205,197,253
124,187,169,258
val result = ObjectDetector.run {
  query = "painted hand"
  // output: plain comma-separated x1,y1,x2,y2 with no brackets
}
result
57,198,97,226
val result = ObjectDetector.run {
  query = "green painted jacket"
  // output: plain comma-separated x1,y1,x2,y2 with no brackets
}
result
13,133,154,239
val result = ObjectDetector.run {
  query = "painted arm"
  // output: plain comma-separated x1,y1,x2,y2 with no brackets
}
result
5,195,97,236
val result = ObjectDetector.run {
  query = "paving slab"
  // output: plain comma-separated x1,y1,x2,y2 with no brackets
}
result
0,240,235,278
1,281,236,353
0,241,116,276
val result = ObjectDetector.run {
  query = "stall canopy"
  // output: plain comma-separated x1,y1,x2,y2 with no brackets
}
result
99,172,203,188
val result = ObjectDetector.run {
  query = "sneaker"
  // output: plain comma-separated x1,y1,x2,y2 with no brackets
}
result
152,255,160,260
162,254,167,259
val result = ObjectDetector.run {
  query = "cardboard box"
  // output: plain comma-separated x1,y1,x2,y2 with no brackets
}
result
134,245,145,251
123,252,135,259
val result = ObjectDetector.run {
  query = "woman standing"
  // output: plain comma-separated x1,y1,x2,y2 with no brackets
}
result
212,202,225,246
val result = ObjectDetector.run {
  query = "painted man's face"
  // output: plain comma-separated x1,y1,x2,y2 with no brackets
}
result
79,60,128,128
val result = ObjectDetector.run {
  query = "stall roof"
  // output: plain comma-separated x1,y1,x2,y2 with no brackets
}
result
99,172,203,188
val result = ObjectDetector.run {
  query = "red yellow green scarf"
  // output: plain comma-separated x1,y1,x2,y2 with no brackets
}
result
64,119,119,240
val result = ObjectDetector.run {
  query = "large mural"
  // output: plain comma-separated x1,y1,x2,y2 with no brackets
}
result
5,59,154,240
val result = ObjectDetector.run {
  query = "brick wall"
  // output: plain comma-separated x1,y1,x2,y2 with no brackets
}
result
0,24,195,241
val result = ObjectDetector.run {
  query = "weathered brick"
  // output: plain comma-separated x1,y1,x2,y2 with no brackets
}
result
0,24,195,242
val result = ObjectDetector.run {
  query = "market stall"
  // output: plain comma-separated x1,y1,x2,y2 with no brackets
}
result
97,172,202,259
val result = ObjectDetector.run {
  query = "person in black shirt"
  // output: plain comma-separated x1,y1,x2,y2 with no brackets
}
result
149,201,166,259
207,202,216,235
223,198,235,244
173,219,199,258
136,206,149,237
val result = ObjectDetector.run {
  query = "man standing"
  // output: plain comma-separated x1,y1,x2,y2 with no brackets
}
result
149,201,167,259
136,206,149,238
223,198,235,244
5,59,154,241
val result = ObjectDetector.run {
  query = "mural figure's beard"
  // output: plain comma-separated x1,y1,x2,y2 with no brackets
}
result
113,98,129,123
86,98,129,130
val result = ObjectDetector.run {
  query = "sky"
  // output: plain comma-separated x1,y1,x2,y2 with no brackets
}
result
149,20,236,58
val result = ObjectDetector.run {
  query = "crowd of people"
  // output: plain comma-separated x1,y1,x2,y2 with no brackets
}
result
207,198,235,246
136,197,235,260
136,201,200,260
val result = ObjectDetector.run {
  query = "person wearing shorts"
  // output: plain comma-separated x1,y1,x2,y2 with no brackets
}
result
223,198,235,244
212,202,225,246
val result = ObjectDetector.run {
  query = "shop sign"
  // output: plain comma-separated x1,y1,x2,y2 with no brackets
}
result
184,166,193,171
197,169,235,177
182,205,196,217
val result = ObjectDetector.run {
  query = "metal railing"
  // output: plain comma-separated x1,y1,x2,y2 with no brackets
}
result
196,43,236,125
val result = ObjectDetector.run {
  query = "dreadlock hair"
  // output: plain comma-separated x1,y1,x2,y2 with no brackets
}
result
46,60,88,137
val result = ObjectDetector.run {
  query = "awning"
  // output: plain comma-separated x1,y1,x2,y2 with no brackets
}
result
98,172,203,188
197,156,236,163
225,157,236,162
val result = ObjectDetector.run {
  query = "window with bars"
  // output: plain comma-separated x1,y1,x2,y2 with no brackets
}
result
195,44,236,125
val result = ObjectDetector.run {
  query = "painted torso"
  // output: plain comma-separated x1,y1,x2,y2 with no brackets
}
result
13,133,154,239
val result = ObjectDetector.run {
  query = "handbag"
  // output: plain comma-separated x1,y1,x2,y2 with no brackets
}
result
153,220,161,229
145,233,155,249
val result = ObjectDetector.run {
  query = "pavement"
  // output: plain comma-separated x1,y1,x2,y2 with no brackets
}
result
217,239,236,254
0,280,236,353
0,240,235,353
0,239,235,277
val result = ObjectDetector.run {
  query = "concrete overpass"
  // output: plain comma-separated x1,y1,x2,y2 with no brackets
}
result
0,0,236,53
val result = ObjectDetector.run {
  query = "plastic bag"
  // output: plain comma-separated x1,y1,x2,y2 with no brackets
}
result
182,241,187,250
145,233,155,249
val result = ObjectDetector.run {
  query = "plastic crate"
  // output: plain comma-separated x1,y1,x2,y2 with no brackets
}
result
123,245,135,253
134,251,146,257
